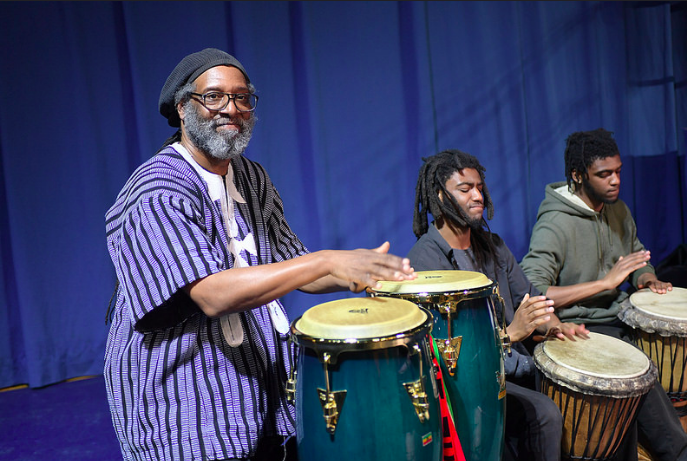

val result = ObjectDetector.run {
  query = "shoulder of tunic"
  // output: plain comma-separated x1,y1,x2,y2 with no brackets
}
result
105,148,209,236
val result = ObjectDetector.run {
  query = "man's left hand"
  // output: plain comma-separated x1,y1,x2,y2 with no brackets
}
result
536,322,590,342
638,274,673,294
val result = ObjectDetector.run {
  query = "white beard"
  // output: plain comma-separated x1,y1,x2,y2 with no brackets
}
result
183,101,257,160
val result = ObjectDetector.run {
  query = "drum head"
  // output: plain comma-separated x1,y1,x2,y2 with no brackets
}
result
294,297,426,340
630,287,687,321
534,332,656,397
372,270,492,295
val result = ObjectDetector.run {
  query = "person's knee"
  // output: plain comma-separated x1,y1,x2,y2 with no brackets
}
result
536,397,563,437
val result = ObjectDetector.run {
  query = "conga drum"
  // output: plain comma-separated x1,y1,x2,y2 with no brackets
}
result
290,297,442,461
619,287,687,431
533,332,657,460
369,270,506,461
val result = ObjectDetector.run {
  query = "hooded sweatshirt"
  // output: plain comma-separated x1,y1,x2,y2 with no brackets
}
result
520,181,654,325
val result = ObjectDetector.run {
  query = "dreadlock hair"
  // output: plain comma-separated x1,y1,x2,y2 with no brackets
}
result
564,128,620,191
413,149,497,272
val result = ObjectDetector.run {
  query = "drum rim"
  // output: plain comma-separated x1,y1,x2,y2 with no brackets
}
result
619,289,687,337
370,270,493,295
533,334,658,398
291,308,433,365
370,283,498,308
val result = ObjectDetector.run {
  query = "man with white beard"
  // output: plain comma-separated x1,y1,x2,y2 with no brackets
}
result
104,48,416,461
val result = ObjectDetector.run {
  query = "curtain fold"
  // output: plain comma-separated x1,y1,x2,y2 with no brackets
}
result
0,0,683,388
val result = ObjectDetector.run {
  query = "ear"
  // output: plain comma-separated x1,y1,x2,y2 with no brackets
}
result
437,190,444,202
177,101,186,123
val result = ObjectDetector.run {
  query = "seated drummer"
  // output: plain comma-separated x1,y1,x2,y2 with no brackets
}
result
407,149,589,461
520,128,687,460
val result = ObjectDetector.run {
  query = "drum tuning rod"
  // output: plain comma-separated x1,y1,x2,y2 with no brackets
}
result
285,335,297,403
317,353,347,435
403,344,431,423
440,305,460,376
285,369,297,404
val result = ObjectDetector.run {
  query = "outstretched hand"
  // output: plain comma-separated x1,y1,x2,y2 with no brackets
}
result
328,242,416,293
602,251,651,291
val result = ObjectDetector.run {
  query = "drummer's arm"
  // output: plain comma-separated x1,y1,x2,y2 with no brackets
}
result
185,252,342,317
546,250,654,309
185,244,415,317
298,275,347,293
545,282,608,310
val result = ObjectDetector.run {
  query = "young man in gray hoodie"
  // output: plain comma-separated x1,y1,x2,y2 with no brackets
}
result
521,128,685,461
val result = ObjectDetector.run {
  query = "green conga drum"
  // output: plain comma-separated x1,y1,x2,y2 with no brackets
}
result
370,270,506,461
291,297,442,461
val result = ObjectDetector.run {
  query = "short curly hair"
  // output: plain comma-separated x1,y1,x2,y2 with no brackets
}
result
564,128,620,190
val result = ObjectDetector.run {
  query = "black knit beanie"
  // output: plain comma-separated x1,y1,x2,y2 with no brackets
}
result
158,48,250,127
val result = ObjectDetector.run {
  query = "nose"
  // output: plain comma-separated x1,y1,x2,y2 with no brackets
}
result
219,97,240,116
472,188,483,201
610,171,620,186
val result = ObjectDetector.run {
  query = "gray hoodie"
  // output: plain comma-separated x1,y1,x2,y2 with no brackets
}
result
520,181,654,324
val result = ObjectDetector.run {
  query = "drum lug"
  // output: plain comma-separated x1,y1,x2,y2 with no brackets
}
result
318,352,347,434
286,334,297,404
489,293,512,355
403,379,430,423
404,343,431,423
499,329,512,354
286,369,297,404
435,337,462,376
317,388,347,434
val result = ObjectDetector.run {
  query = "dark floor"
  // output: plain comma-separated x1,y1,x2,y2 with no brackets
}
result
0,375,122,461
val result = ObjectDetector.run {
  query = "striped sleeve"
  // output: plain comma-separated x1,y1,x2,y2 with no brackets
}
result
116,192,223,327
106,153,226,330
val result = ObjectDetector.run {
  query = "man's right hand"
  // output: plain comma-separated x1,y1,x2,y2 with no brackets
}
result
328,241,417,293
601,250,650,290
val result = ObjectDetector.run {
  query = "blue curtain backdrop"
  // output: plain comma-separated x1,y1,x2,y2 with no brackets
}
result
0,1,685,388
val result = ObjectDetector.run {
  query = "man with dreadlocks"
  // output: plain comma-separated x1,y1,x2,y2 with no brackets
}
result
521,128,687,460
104,48,416,461
407,149,589,461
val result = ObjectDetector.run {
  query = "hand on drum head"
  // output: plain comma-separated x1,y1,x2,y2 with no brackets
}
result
534,322,590,342
329,241,417,293
507,294,555,342
638,273,673,294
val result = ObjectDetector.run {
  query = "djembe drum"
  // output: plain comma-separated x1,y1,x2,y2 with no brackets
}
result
369,270,506,461
619,287,687,432
533,332,657,460
290,296,442,461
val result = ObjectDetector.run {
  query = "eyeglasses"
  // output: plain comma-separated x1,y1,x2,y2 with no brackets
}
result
190,92,259,112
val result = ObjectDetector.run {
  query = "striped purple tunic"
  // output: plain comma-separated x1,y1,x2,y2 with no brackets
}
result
105,147,308,460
